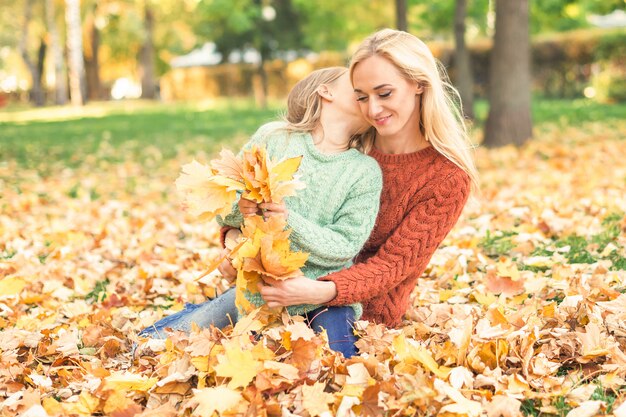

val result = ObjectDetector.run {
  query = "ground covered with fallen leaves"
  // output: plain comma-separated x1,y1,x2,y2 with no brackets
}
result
1,120,626,417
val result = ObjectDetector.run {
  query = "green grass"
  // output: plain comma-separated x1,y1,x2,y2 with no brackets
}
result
473,98,626,127
2,97,625,171
0,99,281,169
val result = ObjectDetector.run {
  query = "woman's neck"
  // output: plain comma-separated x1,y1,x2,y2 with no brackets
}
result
375,128,430,154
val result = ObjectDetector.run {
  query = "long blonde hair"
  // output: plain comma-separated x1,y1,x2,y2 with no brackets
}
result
350,29,479,192
280,67,371,152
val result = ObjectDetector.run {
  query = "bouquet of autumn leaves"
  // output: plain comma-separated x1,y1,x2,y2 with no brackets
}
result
175,146,308,316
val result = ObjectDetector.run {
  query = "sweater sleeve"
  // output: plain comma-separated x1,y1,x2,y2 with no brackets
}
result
287,166,383,269
320,169,470,305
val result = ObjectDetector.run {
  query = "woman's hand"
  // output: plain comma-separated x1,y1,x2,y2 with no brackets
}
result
258,276,337,308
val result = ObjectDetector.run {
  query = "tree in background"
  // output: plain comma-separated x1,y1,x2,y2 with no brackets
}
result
139,1,157,99
193,0,304,108
396,0,408,31
453,0,474,119
19,0,46,106
531,0,625,33
84,2,103,101
65,0,86,105
407,0,490,39
293,0,393,52
45,0,67,105
484,0,532,147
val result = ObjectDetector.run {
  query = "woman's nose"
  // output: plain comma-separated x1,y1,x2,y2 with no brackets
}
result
368,99,382,117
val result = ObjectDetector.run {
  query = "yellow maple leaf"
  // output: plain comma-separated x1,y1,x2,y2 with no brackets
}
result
60,391,101,415
234,216,308,315
302,382,335,417
0,276,26,298
213,340,261,389
269,156,306,203
238,216,307,280
103,389,135,415
436,380,482,416
393,335,451,379
576,322,611,359
235,269,262,315
211,148,243,180
240,146,304,203
190,386,244,416
496,260,521,281
175,159,243,221
103,371,158,392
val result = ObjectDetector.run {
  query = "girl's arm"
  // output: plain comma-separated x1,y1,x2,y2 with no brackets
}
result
285,170,382,269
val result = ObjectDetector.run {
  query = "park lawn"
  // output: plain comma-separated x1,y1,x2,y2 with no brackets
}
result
0,99,281,169
0,98,625,415
1,97,625,171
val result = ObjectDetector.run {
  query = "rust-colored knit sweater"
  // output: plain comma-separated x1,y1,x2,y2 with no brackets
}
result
319,145,470,327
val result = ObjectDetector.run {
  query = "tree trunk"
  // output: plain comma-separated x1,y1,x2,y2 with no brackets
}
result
453,0,474,120
46,0,68,105
35,37,47,105
484,0,532,147
65,0,86,106
20,0,45,107
395,0,407,32
84,3,102,101
139,5,157,99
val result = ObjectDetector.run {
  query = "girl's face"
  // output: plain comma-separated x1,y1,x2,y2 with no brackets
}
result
330,73,369,133
352,54,422,139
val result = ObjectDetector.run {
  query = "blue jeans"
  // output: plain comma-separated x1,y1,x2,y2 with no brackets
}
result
304,306,358,359
138,289,358,358
138,288,238,339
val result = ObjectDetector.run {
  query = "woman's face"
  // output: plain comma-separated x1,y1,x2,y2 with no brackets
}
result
352,54,422,139
330,73,369,133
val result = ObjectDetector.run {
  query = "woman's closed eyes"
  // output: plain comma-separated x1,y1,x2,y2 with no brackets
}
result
356,90,392,102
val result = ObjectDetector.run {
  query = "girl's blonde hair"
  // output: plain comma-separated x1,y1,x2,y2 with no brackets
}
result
350,29,479,192
281,66,371,152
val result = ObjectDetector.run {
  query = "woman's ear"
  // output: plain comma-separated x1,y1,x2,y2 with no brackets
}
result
317,84,334,101
415,83,424,95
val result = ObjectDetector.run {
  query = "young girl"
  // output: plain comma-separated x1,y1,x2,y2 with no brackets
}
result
139,67,383,358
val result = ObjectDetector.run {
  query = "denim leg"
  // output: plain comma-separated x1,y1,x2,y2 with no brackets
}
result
138,287,238,339
305,306,358,358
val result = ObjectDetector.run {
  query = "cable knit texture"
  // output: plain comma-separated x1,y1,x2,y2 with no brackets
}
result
218,122,383,319
319,145,470,328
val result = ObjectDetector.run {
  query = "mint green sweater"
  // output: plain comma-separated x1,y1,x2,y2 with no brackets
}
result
219,122,383,319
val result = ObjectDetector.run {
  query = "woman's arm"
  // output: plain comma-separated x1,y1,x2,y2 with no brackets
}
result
257,169,470,308
320,170,471,306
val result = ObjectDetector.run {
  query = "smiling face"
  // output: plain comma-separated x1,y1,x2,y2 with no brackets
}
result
352,54,423,141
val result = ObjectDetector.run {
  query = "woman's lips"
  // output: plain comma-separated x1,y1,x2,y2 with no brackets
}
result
374,115,391,126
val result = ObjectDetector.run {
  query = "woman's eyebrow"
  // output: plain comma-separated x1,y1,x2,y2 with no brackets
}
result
354,84,392,93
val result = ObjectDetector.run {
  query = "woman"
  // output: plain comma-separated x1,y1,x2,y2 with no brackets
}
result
255,29,478,333
139,67,383,358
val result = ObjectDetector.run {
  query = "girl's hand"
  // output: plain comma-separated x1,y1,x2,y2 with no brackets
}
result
217,247,237,283
238,197,260,218
259,202,289,220
258,276,337,307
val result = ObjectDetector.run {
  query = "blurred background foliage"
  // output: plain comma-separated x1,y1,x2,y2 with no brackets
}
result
0,0,623,105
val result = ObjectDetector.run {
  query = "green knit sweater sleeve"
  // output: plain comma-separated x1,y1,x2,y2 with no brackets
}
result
287,159,382,268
